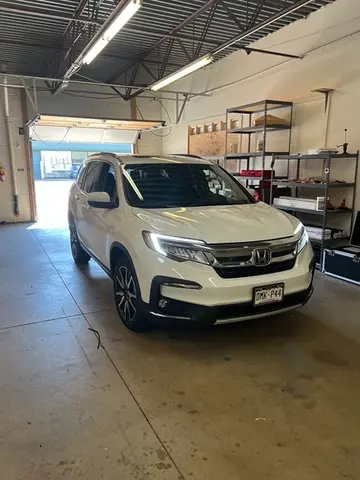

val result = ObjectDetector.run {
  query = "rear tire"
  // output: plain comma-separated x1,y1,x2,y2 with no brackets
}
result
69,222,90,265
113,258,149,332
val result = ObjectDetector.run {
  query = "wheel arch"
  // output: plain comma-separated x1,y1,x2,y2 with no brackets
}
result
110,242,136,278
110,241,146,306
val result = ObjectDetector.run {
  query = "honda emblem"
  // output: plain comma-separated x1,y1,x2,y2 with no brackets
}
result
253,248,271,266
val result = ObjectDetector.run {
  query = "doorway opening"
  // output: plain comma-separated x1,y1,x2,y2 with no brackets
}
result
31,141,132,228
27,114,164,228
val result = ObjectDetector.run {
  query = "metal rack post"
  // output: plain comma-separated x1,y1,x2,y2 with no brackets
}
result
270,154,275,205
223,99,293,204
321,154,331,267
225,109,228,169
270,152,358,271
350,150,359,233
262,101,268,201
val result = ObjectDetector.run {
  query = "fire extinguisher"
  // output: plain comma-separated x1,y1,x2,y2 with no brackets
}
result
0,166,5,182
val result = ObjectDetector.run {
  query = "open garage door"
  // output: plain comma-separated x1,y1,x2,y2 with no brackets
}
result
27,114,165,226
28,114,165,144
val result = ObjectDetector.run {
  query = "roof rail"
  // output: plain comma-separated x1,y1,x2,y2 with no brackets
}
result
170,154,205,160
88,152,120,159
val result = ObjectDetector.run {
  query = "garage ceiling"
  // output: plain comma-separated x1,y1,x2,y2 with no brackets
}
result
0,0,334,99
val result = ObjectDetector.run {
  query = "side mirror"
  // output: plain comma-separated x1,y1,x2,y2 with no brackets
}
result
246,187,256,197
88,192,116,209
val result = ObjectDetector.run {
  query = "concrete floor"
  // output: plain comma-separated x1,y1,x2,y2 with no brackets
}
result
1,222,360,480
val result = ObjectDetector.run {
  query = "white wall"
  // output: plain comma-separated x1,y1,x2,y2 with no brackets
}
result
135,97,163,155
0,88,31,223
160,0,360,208
32,84,131,120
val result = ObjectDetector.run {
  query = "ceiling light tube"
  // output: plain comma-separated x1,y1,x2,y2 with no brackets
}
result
150,54,213,91
83,0,141,65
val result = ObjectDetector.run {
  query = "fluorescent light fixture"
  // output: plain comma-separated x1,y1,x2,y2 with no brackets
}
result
83,0,141,65
150,54,213,91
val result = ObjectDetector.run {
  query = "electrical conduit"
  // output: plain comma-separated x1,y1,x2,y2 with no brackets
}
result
3,77,19,216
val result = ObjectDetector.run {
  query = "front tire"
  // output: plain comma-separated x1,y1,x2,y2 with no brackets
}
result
70,223,90,265
113,258,149,332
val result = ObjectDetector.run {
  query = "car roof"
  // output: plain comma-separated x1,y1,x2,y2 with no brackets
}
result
87,153,212,166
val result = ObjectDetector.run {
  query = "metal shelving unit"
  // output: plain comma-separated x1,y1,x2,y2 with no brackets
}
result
270,152,360,269
224,99,293,203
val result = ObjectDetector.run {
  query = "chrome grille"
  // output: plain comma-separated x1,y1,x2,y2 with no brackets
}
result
206,237,298,278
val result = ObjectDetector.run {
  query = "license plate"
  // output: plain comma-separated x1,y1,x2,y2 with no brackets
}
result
253,283,284,306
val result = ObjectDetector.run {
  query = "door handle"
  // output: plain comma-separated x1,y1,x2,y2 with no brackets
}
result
75,194,79,200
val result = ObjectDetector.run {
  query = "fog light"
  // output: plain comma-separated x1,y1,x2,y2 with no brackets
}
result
158,298,168,308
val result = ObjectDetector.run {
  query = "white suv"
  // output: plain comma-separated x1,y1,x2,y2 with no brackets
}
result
68,153,314,331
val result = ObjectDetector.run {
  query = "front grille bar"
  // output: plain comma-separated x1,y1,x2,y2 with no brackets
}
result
206,239,298,269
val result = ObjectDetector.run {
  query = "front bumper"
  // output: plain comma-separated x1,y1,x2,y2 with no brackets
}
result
134,243,314,306
139,250,316,325
149,284,314,325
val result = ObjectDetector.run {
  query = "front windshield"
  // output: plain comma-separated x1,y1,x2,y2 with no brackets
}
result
123,163,255,209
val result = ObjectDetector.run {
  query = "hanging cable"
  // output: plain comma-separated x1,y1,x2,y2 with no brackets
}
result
32,127,71,145
136,97,173,138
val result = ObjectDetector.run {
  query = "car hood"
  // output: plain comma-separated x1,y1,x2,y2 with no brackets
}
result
133,202,300,244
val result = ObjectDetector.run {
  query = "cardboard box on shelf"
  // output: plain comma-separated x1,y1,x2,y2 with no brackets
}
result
253,114,288,127
274,196,326,211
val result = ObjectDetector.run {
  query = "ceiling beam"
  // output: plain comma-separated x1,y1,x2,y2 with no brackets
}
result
0,38,184,68
247,0,266,29
220,0,245,30
4,72,211,97
0,1,101,25
194,0,220,59
107,0,221,84
124,0,315,101
176,39,192,62
140,62,158,82
215,0,316,55
123,27,221,47
51,0,100,79
63,0,92,38
0,1,221,47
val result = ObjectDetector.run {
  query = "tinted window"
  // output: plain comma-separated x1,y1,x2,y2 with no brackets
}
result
97,163,118,204
123,163,254,208
82,162,102,193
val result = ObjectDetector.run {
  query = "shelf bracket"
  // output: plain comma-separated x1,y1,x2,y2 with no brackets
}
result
240,46,302,60
312,87,334,113
176,93,190,124
312,88,335,149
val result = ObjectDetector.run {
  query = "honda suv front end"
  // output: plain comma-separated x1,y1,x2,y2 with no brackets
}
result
133,221,314,326
69,154,314,331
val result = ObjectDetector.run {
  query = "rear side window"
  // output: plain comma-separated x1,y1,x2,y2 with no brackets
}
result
82,162,102,193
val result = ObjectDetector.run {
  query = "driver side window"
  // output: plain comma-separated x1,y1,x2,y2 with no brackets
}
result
82,162,102,193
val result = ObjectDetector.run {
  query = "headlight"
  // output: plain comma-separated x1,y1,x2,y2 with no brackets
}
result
142,231,212,265
297,226,309,253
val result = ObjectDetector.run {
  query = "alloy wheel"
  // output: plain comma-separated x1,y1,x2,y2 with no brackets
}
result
115,266,137,322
